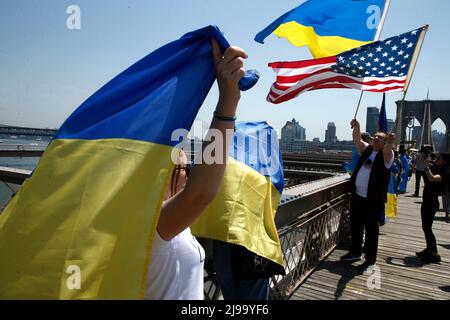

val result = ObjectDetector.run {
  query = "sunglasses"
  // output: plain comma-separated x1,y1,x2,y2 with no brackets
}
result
364,158,373,168
374,134,386,141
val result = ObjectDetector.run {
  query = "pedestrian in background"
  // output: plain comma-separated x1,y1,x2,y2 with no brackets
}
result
416,153,450,263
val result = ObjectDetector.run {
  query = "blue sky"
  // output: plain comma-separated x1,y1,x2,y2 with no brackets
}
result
0,0,448,141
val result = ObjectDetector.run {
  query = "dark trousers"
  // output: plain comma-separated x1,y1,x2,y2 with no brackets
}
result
213,240,269,300
415,171,425,195
421,196,439,253
350,194,380,262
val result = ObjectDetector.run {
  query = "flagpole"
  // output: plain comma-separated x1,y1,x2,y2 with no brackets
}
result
370,0,392,130
375,0,391,41
403,25,429,94
353,91,364,120
354,1,390,124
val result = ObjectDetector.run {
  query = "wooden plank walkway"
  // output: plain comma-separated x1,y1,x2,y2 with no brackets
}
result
291,175,450,300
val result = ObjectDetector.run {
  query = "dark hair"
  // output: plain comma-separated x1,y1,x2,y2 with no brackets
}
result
419,144,433,154
170,165,181,197
361,132,372,142
439,153,450,164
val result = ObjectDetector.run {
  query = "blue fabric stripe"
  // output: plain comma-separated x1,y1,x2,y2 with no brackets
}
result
378,93,388,133
255,8,296,44
255,0,386,43
55,26,230,146
231,121,284,194
388,161,399,194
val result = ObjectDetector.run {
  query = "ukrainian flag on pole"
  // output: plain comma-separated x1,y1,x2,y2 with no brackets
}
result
0,26,234,299
377,93,396,218
191,122,285,268
255,0,390,58
385,165,398,218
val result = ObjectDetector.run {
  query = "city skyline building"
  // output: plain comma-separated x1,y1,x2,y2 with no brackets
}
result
325,122,337,145
280,118,307,153
366,107,380,136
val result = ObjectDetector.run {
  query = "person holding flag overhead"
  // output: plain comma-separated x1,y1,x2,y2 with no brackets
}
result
0,26,253,299
145,40,249,300
341,118,394,272
343,132,372,174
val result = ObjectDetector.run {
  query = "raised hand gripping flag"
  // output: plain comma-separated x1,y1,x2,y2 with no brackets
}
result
191,122,285,269
0,25,249,299
255,0,390,58
267,26,428,104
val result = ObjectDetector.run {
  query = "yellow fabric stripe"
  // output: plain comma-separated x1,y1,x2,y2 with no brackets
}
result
191,158,284,267
273,21,371,58
0,139,174,299
385,193,397,218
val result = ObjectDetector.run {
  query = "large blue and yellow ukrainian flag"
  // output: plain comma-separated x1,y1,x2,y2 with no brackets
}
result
255,0,390,58
191,122,285,267
0,26,235,299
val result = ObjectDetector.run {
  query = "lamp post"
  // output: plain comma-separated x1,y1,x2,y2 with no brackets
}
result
406,113,415,148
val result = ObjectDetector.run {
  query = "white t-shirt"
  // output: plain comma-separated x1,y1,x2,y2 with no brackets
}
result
144,227,205,300
355,143,394,198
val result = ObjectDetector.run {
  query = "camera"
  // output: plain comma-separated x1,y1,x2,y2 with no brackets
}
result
420,145,433,159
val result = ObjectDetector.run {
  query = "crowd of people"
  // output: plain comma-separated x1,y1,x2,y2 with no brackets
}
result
341,127,450,270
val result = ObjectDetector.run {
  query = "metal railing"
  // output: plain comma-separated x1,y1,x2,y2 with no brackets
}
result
270,195,350,299
202,174,351,300
0,149,45,158
0,167,31,210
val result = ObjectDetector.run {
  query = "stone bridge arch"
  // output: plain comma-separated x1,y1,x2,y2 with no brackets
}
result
395,100,450,152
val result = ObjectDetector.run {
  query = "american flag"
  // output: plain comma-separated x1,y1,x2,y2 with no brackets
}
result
267,27,426,104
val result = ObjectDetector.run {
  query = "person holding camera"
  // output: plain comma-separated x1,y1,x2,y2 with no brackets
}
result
413,145,432,197
416,153,450,263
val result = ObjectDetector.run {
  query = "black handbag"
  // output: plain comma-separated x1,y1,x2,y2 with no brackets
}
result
230,243,285,285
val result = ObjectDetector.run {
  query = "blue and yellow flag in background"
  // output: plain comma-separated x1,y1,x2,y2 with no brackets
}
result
0,25,234,299
378,93,391,222
378,93,388,133
255,0,390,58
398,153,410,193
191,122,285,267
385,162,398,218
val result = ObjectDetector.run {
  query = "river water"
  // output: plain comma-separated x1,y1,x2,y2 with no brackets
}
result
0,136,51,207
0,136,50,170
